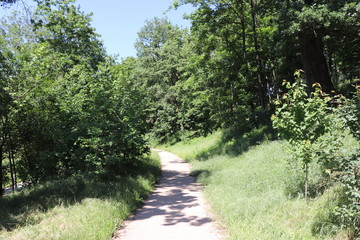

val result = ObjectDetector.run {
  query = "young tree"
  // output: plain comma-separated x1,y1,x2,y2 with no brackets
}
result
272,71,334,198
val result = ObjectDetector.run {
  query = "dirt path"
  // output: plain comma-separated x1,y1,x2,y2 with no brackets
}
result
113,150,223,240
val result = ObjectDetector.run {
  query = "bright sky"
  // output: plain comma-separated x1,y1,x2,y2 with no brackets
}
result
1,0,195,60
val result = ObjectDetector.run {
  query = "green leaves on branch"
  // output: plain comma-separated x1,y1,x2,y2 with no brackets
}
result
333,151,360,237
272,72,333,145
272,70,339,198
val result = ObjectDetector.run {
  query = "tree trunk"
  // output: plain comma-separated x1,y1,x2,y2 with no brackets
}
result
301,0,334,95
0,146,3,197
9,150,15,192
304,162,309,199
230,81,235,123
250,0,266,108
12,149,17,190
301,36,334,95
240,2,247,63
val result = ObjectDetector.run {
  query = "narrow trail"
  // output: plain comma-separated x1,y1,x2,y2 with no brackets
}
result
113,150,223,240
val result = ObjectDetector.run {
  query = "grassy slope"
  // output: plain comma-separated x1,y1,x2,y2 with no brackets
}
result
160,131,354,240
0,151,161,240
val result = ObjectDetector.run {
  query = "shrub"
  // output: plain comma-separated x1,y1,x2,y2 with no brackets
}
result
332,84,360,238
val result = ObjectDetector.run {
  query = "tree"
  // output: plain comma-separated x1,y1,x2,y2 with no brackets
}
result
134,18,189,141
276,0,359,94
272,71,334,198
8,0,151,181
0,9,35,194
0,39,14,195
32,0,106,71
167,0,359,140
173,0,277,132
79,59,150,176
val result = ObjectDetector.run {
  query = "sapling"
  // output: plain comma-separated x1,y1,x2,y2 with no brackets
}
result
272,70,333,198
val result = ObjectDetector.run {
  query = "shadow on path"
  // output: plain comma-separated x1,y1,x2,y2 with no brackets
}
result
131,169,212,227
114,150,222,240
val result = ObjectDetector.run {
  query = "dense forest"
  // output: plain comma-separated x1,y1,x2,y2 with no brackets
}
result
0,0,359,238
0,0,151,194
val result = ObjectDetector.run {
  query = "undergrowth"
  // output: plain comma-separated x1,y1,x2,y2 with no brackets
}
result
0,151,161,240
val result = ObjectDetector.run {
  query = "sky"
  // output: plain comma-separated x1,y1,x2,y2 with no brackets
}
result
0,0,195,60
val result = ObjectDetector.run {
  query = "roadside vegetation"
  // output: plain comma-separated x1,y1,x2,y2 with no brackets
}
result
160,128,359,239
0,151,160,240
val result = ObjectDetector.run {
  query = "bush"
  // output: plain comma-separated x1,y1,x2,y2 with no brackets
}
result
332,85,360,238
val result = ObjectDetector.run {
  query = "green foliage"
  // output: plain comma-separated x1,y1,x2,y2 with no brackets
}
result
133,18,194,142
272,72,360,235
183,0,275,125
134,0,359,142
276,0,360,93
332,151,360,238
78,62,150,177
0,0,359,236
32,0,105,70
272,73,332,145
341,84,360,141
329,85,360,238
0,0,153,195
272,71,337,198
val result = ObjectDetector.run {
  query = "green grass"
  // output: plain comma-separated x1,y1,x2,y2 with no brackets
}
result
0,151,161,240
159,130,357,240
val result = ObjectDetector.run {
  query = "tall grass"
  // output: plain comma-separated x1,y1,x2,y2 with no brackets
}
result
160,130,356,239
0,151,161,240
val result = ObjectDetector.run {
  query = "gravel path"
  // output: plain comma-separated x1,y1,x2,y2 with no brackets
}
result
113,150,223,240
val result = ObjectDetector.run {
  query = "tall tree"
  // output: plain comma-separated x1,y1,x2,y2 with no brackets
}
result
276,0,359,94
134,18,188,141
0,39,14,195
174,0,277,131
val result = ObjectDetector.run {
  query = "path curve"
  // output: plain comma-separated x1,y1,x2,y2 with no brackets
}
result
113,150,223,240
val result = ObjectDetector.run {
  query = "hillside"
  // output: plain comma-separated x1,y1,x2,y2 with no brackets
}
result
160,130,359,239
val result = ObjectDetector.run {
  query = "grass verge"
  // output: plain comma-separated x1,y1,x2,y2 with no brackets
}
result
0,150,161,240
159,130,358,239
